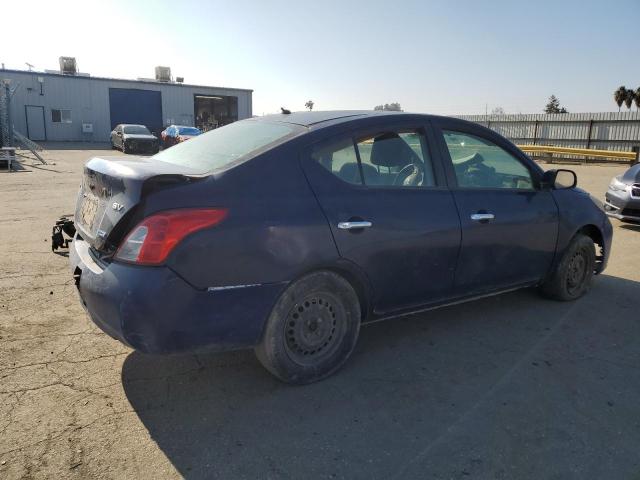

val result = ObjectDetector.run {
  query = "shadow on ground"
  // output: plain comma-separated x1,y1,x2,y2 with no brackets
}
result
122,275,640,479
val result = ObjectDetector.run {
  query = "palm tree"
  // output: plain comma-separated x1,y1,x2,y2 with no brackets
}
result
614,86,626,111
305,100,314,111
624,88,635,110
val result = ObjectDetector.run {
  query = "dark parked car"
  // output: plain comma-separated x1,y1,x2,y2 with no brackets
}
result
110,124,159,154
604,163,640,223
71,111,612,384
160,125,202,148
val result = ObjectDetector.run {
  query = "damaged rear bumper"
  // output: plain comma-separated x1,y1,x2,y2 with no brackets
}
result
69,236,285,354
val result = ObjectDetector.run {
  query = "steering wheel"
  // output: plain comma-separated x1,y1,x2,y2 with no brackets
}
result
457,154,483,170
393,163,423,186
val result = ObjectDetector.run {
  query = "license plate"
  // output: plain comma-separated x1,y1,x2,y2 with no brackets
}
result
80,195,99,228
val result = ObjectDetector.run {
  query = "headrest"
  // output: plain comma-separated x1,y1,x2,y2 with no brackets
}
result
338,163,361,184
369,133,417,168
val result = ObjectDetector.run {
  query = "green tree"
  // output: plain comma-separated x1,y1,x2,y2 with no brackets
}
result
635,87,640,110
544,95,568,114
373,103,403,111
304,100,314,111
623,88,635,110
614,86,626,112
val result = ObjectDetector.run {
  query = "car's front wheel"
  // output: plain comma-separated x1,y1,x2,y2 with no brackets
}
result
540,233,595,301
255,271,361,384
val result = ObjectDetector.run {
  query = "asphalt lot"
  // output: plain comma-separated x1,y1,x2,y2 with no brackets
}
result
1,147,639,479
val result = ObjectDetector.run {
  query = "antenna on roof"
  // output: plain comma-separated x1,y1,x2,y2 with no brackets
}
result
281,107,291,114
25,62,34,71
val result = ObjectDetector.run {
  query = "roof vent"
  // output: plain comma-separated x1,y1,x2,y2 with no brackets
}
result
176,76,184,83
59,57,77,75
155,66,171,82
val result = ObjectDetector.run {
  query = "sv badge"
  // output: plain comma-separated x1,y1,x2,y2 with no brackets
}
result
112,202,125,212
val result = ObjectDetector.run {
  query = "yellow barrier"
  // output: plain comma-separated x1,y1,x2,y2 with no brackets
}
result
517,144,637,161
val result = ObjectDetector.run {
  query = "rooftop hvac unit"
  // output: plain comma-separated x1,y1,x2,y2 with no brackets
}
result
176,77,184,83
59,57,77,75
155,66,171,82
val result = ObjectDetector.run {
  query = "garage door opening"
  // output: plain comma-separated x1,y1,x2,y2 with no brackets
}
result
109,88,163,137
194,95,238,132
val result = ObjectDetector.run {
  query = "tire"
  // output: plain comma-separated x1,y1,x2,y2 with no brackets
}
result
540,233,595,301
255,271,361,384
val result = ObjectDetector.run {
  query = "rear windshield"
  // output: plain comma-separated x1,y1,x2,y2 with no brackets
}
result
152,120,302,172
124,125,151,135
178,127,201,135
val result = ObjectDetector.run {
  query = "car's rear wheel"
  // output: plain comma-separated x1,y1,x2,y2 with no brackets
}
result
540,233,595,301
255,271,361,384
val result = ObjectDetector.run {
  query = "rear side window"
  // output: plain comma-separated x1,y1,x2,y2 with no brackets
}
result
153,120,301,172
312,130,436,188
311,138,361,185
443,130,534,189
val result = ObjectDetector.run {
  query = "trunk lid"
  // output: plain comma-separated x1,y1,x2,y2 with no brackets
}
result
74,155,203,251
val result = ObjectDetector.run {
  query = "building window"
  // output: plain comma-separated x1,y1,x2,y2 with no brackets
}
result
51,109,72,123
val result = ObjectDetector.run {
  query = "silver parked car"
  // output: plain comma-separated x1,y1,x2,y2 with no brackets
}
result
605,163,640,223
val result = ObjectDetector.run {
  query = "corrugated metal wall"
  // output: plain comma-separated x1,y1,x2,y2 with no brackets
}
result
458,112,640,153
0,70,253,142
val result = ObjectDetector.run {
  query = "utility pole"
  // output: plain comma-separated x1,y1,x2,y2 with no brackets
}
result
3,79,13,146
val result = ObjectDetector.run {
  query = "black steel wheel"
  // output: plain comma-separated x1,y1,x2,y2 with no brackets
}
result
255,271,361,384
283,293,345,366
540,233,595,301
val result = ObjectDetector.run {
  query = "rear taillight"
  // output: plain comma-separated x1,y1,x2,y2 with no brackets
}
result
115,208,227,265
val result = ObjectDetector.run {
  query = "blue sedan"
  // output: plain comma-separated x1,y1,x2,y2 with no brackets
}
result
70,111,612,384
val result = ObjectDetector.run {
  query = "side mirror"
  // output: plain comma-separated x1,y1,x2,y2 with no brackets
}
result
116,131,122,136
542,169,577,190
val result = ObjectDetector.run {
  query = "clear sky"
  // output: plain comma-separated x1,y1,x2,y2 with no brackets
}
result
3,0,639,115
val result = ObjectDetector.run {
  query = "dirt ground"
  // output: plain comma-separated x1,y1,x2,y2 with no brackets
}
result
1,147,639,479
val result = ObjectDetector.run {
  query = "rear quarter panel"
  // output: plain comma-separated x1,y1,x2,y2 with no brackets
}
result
148,141,341,290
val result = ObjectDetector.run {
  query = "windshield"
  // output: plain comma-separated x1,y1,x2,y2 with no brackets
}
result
124,125,151,135
152,120,302,171
178,127,201,136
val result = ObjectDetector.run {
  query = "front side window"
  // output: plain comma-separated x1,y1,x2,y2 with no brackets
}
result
311,130,436,188
443,130,533,189
51,109,71,123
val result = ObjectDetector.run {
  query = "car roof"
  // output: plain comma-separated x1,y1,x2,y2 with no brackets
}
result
254,110,450,130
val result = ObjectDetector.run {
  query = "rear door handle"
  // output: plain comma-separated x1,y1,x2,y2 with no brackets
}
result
470,213,495,222
338,221,372,230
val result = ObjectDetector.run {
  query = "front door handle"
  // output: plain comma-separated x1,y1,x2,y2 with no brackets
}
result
338,221,372,230
470,213,495,222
